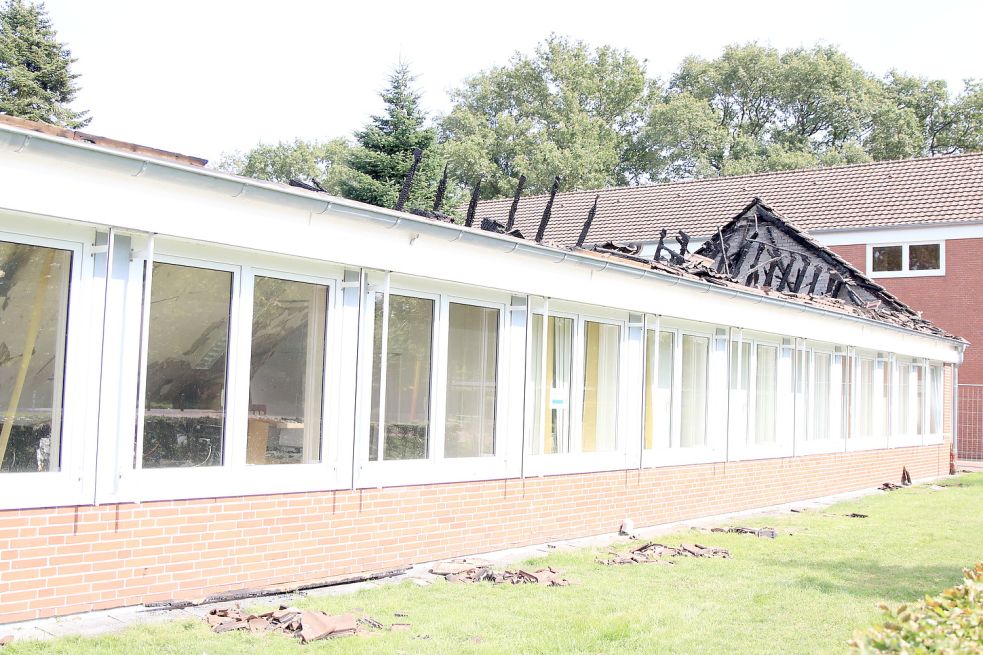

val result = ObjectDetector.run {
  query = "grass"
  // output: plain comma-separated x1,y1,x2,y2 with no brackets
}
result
9,473,983,655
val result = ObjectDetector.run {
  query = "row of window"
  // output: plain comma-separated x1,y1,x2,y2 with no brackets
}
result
0,237,948,485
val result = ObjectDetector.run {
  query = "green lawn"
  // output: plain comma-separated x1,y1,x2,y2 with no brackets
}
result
10,474,983,655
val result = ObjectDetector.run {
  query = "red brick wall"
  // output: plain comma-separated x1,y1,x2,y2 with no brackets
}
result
832,241,979,458
0,439,951,624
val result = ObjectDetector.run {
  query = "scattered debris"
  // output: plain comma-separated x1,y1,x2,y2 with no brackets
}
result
902,466,912,486
878,482,906,491
710,526,777,539
598,542,731,566
429,560,572,586
206,605,366,643
845,513,869,518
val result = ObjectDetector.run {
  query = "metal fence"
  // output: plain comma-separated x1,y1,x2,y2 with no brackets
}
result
957,384,983,462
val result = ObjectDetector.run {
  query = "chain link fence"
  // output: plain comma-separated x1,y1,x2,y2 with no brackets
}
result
957,384,983,462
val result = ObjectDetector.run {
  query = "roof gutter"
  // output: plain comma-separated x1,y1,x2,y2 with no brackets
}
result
1,123,967,350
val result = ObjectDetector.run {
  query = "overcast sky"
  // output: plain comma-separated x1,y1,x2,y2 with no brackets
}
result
42,0,982,165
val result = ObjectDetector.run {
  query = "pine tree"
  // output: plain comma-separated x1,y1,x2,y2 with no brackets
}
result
341,63,440,209
0,0,88,128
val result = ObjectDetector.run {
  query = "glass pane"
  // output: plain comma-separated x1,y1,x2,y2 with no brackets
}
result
0,241,72,473
858,359,874,438
930,365,942,433
898,363,911,434
445,303,498,458
143,263,232,469
840,355,853,439
878,361,891,437
369,294,434,461
530,314,573,454
909,244,941,271
680,335,708,447
794,349,810,440
729,341,751,444
644,330,673,449
582,322,620,453
812,352,830,440
872,245,902,272
754,344,778,444
247,277,327,465
914,364,925,435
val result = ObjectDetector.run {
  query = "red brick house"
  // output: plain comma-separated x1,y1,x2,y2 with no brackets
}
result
476,153,983,459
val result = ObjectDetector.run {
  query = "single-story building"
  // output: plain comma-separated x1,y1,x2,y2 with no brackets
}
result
0,117,965,622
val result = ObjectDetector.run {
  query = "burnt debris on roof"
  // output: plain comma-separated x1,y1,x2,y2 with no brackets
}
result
385,161,954,339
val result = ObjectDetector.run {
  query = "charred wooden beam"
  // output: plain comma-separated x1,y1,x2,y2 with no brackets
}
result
394,147,422,212
716,228,730,276
464,177,482,228
505,174,526,232
776,256,796,292
653,228,668,263
432,163,448,212
535,176,561,243
288,178,321,192
808,267,824,295
575,195,600,248
790,263,809,293
675,231,691,259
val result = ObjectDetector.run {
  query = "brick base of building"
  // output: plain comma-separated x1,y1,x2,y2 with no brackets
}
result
0,443,950,623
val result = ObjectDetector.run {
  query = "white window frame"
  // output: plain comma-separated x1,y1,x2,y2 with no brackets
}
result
644,318,723,468
0,222,97,510
891,357,924,448
729,331,792,461
925,363,944,445
524,298,630,477
124,239,350,502
796,345,846,455
866,241,945,278
355,274,513,488
847,350,890,452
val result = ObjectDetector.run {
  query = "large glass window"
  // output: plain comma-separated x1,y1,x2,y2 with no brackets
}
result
0,241,72,473
582,321,620,453
794,348,810,441
530,314,573,454
754,344,778,444
878,360,891,438
914,363,926,435
929,365,942,434
644,330,673,449
839,355,853,439
680,335,709,447
369,294,434,461
142,262,232,469
898,362,911,434
857,358,874,438
246,277,328,465
729,341,751,444
811,352,831,440
444,303,499,458
871,245,902,272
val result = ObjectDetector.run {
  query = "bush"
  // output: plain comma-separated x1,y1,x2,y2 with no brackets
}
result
849,564,983,654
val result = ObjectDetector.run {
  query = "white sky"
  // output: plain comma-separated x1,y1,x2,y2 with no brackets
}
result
42,0,983,164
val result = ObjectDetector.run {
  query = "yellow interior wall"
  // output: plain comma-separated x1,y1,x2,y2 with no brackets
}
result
582,322,600,452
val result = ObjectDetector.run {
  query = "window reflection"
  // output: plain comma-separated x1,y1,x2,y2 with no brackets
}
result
142,262,232,469
445,303,498,458
754,344,778,444
247,277,327,465
644,330,673,449
530,315,573,454
0,241,71,473
582,321,619,453
680,335,708,447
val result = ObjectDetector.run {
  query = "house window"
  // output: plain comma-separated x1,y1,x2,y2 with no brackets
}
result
680,334,709,447
142,262,233,469
246,276,328,465
811,352,831,440
530,314,574,454
839,354,853,439
868,242,943,277
929,365,943,434
369,293,434,461
582,321,620,452
754,344,778,444
914,363,926,435
878,359,891,438
729,341,751,444
857,358,875,438
898,362,912,434
0,240,72,474
643,330,673,449
444,303,499,458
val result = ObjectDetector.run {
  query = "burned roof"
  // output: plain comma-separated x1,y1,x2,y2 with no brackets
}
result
471,152,983,245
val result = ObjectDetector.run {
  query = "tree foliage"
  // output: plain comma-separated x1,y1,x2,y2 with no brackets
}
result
340,63,442,209
0,0,88,128
439,35,652,197
218,138,354,195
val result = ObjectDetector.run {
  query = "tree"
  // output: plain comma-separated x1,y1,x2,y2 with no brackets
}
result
218,138,355,195
440,35,653,198
0,0,88,128
340,63,442,210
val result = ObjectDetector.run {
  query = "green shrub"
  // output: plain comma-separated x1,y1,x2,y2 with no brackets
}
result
850,564,983,654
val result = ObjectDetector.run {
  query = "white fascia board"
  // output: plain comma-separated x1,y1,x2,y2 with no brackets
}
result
812,223,983,246
0,127,963,364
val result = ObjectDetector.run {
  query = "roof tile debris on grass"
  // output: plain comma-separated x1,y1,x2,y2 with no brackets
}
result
207,605,369,643
429,560,572,586
597,542,732,566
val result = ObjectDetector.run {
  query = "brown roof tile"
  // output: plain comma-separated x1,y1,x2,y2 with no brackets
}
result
473,153,983,246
